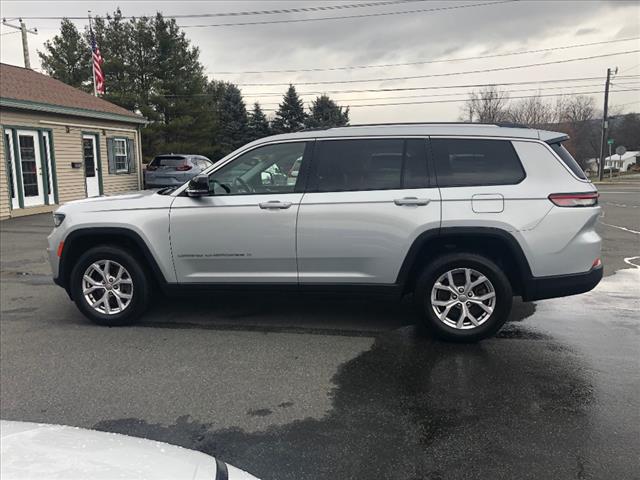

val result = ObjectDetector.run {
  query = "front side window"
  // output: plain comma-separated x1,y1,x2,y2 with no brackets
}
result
210,142,307,195
114,139,128,172
432,138,525,187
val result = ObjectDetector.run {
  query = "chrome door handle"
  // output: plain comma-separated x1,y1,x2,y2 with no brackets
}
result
394,197,430,206
259,201,292,210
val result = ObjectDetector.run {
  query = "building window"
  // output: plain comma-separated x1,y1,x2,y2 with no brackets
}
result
114,138,128,172
107,137,136,175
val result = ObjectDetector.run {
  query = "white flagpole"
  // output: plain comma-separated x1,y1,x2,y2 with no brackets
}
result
88,11,97,96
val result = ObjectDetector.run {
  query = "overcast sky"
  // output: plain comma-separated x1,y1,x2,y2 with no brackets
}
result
1,0,639,123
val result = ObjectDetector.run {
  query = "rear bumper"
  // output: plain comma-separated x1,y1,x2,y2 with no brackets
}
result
522,265,603,301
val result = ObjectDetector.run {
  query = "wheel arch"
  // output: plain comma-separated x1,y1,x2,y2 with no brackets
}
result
59,227,167,295
397,227,533,296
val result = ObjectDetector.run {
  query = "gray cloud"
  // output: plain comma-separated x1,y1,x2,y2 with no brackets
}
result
1,0,639,122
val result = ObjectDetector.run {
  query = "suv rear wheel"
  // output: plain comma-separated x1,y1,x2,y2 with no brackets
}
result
70,245,151,326
414,253,512,342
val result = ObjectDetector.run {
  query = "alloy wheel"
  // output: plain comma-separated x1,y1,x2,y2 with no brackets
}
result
82,260,134,315
430,267,496,330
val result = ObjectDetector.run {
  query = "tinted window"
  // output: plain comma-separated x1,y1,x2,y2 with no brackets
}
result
151,156,186,167
311,138,427,192
403,139,428,189
432,139,525,187
549,143,587,180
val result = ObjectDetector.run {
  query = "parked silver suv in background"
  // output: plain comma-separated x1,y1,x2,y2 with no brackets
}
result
48,123,602,341
144,154,213,188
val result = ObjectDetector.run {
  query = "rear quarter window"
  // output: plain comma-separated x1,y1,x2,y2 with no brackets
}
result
549,143,588,180
431,138,525,187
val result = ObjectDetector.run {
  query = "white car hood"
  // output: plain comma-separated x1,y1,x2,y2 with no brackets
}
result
58,189,174,214
0,421,258,480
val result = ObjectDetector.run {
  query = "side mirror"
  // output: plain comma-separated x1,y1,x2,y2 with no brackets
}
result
186,174,210,197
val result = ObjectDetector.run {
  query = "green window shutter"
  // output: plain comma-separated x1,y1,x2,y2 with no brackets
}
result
127,138,136,173
106,138,116,174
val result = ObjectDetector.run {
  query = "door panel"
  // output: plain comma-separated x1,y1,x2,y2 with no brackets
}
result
17,131,44,207
297,188,440,284
297,137,441,285
169,140,310,284
170,193,302,283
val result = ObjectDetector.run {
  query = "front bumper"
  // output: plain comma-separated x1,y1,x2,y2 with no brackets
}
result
522,265,603,301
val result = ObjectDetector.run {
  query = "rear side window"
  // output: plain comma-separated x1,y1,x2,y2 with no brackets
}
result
150,156,186,167
310,138,428,192
549,143,587,180
432,139,525,187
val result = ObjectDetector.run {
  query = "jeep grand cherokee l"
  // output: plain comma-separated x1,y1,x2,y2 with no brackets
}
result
48,123,602,342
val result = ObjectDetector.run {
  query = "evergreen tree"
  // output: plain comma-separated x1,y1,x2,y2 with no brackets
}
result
272,85,306,133
38,11,218,161
216,83,249,155
247,102,271,141
305,95,349,129
38,19,91,90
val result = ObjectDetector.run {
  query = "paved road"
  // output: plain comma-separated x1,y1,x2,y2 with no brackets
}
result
1,183,638,480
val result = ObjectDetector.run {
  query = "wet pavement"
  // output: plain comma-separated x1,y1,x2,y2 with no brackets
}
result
1,182,639,479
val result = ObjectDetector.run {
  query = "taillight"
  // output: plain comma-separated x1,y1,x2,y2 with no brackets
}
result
175,164,192,171
548,192,599,207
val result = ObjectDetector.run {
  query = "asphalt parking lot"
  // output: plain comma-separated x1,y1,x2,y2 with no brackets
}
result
1,182,638,480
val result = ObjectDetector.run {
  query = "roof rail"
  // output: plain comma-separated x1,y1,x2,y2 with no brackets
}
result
295,121,531,133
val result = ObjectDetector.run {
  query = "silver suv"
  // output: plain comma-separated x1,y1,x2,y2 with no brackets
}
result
48,123,603,341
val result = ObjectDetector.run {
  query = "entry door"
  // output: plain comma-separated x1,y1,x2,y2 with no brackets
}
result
16,130,45,207
82,135,100,197
170,141,310,284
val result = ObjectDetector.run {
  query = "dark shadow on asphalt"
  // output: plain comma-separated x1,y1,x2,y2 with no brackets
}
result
138,292,536,338
94,320,599,480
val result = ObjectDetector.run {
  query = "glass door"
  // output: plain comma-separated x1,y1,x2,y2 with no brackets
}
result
82,134,100,197
16,130,45,207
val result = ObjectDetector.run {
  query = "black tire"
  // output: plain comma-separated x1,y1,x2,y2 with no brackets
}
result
413,253,512,342
70,245,151,326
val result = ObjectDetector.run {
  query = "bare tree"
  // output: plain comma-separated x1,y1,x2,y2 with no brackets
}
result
460,86,510,123
506,93,557,128
554,95,600,168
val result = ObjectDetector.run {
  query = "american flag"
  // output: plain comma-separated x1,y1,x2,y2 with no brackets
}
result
90,28,105,95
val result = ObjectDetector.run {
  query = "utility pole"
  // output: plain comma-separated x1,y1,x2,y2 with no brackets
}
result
598,67,617,181
1,18,38,69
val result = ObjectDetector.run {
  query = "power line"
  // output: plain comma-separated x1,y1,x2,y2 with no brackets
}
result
179,0,517,28
254,83,616,106
248,75,640,97
11,0,427,20
160,75,639,98
255,88,640,111
212,36,640,75
236,49,640,86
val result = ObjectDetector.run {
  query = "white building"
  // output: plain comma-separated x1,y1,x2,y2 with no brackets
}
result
585,151,640,174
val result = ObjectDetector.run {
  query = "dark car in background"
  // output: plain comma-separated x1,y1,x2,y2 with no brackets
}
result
144,154,213,188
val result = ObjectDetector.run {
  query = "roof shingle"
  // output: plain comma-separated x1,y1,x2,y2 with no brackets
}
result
0,63,143,122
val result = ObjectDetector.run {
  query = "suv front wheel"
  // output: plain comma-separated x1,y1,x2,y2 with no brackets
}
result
414,253,513,342
70,245,151,326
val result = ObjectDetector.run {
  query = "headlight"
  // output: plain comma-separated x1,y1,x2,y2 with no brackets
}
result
53,213,66,228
